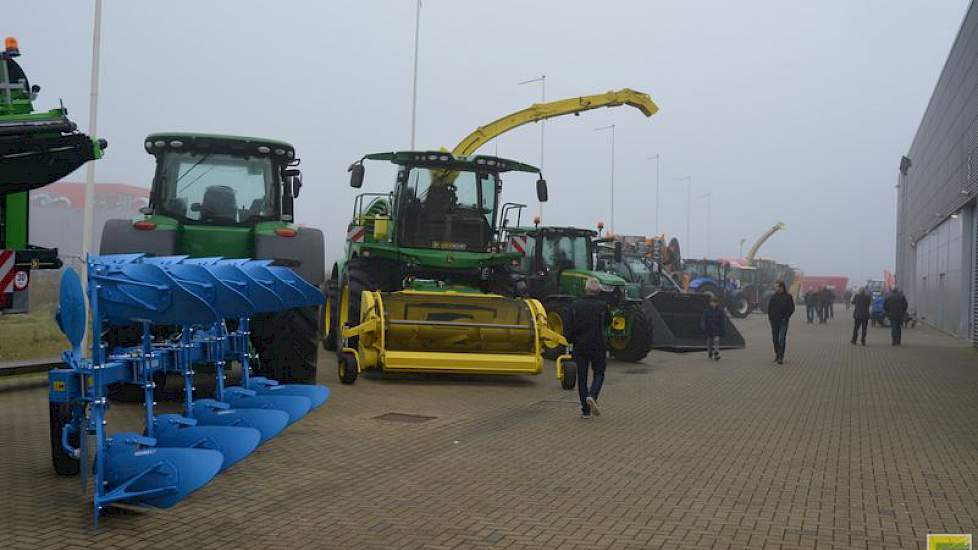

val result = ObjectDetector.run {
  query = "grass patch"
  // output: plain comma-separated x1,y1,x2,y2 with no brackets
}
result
0,305,67,361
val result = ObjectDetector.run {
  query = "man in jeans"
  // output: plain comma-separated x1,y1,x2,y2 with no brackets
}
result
884,288,909,345
850,287,871,346
767,281,795,364
566,278,609,419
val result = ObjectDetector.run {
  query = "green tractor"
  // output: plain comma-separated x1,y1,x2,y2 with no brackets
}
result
324,151,574,388
0,36,105,313
100,133,324,383
501,221,653,363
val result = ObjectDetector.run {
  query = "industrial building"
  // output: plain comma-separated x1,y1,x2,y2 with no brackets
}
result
896,1,978,345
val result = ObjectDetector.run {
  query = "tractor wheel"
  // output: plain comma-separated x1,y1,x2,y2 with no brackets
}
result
337,351,359,385
251,305,319,384
560,360,577,390
609,307,653,363
321,279,339,351
728,293,751,319
340,257,391,351
542,299,571,360
697,283,719,299
49,402,79,476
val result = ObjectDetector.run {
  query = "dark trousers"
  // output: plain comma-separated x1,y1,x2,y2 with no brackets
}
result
805,305,815,323
770,318,789,359
828,303,834,319
575,348,607,414
851,318,868,343
890,317,903,344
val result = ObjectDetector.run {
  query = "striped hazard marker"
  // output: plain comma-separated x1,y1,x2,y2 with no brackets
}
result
0,249,16,293
509,235,528,255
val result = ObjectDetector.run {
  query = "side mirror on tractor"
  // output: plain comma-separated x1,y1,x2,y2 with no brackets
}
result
285,169,302,198
536,178,548,202
349,163,365,188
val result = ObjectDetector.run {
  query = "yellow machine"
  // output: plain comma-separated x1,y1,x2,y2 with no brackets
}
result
331,89,658,386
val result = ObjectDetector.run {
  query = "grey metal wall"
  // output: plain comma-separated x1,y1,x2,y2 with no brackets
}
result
896,0,978,343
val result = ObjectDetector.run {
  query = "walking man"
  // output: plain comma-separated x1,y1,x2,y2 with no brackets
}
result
843,288,853,311
850,287,871,346
566,278,609,418
817,287,829,324
701,296,727,360
883,287,909,345
804,290,816,324
826,287,836,319
767,281,795,364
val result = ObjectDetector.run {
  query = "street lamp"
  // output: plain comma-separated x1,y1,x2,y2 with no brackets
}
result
80,0,103,352
647,154,660,234
409,0,422,149
594,124,616,231
674,176,691,253
698,192,712,257
518,74,546,217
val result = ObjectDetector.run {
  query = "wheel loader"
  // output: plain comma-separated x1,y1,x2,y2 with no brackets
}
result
100,133,324,384
0,36,105,313
501,220,653,362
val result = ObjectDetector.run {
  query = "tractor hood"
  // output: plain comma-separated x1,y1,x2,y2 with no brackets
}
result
560,269,627,296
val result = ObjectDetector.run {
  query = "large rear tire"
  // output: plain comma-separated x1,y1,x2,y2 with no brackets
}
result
321,279,339,351
542,299,571,361
728,292,751,319
251,305,319,384
609,307,653,363
49,402,79,476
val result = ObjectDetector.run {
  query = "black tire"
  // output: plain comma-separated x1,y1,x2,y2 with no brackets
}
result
697,283,719,299
341,257,395,351
560,360,577,390
542,299,571,361
321,279,339,351
728,293,751,319
251,305,319,384
609,306,653,363
337,351,359,385
49,402,79,476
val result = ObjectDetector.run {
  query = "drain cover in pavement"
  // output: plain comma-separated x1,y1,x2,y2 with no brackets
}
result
374,412,437,423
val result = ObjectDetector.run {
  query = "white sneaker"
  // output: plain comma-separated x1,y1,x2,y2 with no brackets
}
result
586,396,600,416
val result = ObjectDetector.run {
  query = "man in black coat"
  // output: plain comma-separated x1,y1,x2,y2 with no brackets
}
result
804,291,817,324
566,278,610,418
767,281,795,364
883,288,909,345
850,287,871,346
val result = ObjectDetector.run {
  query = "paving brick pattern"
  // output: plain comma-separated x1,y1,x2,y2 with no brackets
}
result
2,316,978,549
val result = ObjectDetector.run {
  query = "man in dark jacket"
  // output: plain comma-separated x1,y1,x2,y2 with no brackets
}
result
850,287,871,345
825,287,836,319
804,291,817,324
883,288,909,345
566,278,610,418
767,281,795,364
700,296,726,361
817,287,830,324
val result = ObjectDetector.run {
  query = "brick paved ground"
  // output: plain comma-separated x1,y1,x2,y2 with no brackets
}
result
2,315,978,549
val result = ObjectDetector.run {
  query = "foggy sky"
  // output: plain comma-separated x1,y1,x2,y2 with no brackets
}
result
7,0,969,284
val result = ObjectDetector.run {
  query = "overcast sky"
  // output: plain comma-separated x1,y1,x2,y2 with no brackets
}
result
7,0,970,283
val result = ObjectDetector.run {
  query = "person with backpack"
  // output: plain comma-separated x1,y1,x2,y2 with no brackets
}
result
700,296,727,361
767,281,795,365
883,288,909,345
850,287,871,346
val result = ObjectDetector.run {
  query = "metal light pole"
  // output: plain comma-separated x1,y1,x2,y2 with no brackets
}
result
595,124,616,231
674,176,691,253
698,192,712,257
518,75,546,218
80,0,103,352
647,154,660,234
409,0,422,149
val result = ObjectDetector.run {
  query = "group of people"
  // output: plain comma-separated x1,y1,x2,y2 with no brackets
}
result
849,286,908,346
803,287,835,324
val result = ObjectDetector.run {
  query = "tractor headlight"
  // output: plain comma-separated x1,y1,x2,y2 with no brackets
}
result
599,282,615,293
611,316,626,331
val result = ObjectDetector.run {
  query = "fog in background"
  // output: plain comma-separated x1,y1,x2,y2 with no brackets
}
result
7,0,969,284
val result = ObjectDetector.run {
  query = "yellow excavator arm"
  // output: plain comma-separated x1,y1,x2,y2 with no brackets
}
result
745,222,786,266
452,88,659,157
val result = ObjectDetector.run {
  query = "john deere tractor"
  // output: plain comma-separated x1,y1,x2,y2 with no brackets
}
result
0,37,106,313
501,221,653,362
100,133,324,383
325,151,574,388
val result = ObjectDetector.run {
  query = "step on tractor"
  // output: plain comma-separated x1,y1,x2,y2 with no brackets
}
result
501,221,653,363
603,235,745,351
100,133,324,384
0,36,106,313
327,151,574,387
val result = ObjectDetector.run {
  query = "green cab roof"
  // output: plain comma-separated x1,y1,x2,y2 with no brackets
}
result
364,150,540,174
144,132,296,160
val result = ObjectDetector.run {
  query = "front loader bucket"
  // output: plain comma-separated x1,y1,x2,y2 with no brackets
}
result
355,290,543,375
151,415,261,472
644,292,745,351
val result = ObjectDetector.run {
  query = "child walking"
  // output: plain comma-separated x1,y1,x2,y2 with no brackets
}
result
701,297,727,360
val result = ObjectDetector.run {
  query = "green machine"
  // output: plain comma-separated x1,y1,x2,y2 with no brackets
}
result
100,133,324,383
501,219,653,363
0,36,106,313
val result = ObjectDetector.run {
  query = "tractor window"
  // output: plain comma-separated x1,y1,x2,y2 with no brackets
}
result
155,152,277,224
626,257,653,284
542,236,589,271
397,166,498,251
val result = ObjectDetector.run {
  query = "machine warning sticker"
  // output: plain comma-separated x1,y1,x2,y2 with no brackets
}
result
928,534,972,550
52,381,66,392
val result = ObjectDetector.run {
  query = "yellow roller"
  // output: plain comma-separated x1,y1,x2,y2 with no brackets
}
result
339,289,575,384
